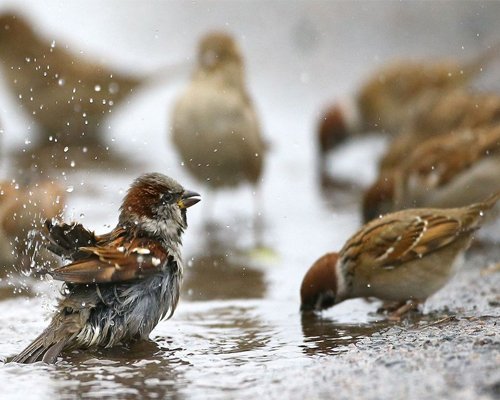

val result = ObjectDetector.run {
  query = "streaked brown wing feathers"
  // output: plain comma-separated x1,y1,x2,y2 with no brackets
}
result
341,213,465,270
50,236,169,284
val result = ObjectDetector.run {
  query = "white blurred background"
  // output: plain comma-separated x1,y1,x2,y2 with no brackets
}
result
1,0,500,149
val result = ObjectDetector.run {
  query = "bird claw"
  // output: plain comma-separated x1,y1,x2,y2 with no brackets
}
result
378,300,421,321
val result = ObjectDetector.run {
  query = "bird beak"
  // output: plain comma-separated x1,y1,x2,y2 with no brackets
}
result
178,190,201,209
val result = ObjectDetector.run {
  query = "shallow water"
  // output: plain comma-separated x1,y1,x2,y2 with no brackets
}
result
1,2,500,399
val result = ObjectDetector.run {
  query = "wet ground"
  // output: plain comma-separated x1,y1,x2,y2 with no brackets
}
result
0,2,500,399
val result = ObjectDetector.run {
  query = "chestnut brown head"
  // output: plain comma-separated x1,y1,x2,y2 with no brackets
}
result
300,252,339,312
119,173,200,231
318,104,350,156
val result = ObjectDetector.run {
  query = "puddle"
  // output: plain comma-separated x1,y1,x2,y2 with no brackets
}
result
0,2,499,399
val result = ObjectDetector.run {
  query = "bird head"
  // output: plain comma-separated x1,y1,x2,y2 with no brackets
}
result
197,31,243,71
300,252,340,312
119,173,200,240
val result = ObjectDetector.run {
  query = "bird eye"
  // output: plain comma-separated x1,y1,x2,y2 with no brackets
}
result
161,193,174,203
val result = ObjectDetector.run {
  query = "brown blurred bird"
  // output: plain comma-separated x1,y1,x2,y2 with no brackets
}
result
363,125,500,222
0,12,178,166
12,173,200,363
171,31,265,216
301,192,500,319
379,89,500,171
317,48,500,181
0,179,65,269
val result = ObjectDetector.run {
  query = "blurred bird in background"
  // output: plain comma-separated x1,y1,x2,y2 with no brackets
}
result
317,45,500,185
378,89,500,171
0,12,182,172
171,31,266,228
0,178,65,272
362,125,500,222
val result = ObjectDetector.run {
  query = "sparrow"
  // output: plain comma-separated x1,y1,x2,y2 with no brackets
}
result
301,192,500,318
364,124,500,222
317,47,500,180
0,12,178,166
0,179,65,269
11,173,200,363
379,90,500,171
171,31,265,200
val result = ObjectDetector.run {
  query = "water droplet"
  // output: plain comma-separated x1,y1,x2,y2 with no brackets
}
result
58,78,65,86
66,186,74,193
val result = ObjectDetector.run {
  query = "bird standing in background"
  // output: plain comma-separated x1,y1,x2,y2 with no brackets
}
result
363,125,500,222
377,90,500,171
301,193,500,319
12,173,200,363
317,47,500,183
0,13,179,170
171,32,266,223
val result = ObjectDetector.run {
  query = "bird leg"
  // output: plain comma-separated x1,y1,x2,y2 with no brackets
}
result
378,300,421,321
252,185,265,248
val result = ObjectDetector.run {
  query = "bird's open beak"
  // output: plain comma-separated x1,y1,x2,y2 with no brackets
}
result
178,190,201,209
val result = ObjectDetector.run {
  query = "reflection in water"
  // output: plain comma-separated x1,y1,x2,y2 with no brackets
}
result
179,305,271,359
182,222,267,301
183,254,266,301
300,313,393,356
53,341,187,400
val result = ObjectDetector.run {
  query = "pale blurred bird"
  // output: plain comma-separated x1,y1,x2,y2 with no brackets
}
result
317,48,500,182
0,179,65,269
301,193,500,319
171,31,265,218
363,125,500,222
0,12,180,167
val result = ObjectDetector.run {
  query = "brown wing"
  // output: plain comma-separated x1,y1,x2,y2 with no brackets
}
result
340,210,469,271
401,125,500,189
50,235,170,284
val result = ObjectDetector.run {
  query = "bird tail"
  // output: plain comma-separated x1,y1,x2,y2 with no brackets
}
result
462,191,500,228
11,327,69,364
474,191,500,211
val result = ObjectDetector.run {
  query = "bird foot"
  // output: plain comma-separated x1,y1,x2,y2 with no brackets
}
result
378,300,421,321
